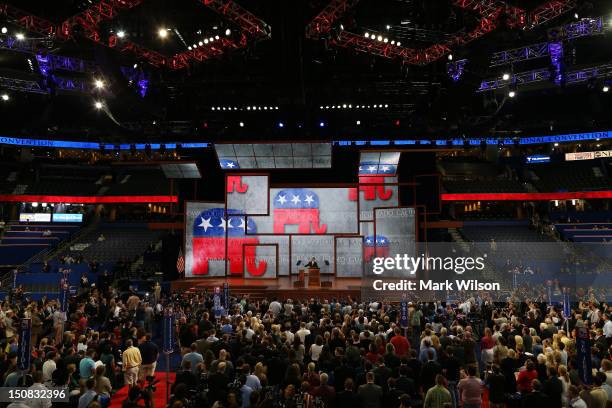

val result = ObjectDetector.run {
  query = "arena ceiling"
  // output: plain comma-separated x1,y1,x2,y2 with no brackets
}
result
0,0,610,143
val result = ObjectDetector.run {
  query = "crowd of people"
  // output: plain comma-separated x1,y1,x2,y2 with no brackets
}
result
0,276,611,408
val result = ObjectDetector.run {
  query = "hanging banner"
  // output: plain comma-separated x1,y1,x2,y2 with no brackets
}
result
17,318,32,371
162,309,175,353
400,300,409,328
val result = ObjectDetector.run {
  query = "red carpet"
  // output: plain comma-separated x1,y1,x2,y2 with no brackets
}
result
110,372,175,408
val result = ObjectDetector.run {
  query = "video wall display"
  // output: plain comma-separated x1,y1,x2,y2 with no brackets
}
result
184,169,417,278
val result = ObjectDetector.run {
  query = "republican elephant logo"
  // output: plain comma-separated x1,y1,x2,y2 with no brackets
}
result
192,208,267,276
273,189,327,234
363,235,390,262
349,162,397,201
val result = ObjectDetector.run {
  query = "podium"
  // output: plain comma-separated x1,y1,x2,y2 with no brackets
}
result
308,268,320,287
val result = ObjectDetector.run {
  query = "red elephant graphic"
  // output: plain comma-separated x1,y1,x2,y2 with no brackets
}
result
273,189,327,234
192,208,267,276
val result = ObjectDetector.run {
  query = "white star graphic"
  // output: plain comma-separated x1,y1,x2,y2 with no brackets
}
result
277,194,287,204
225,161,235,168
218,218,227,231
366,238,372,244
368,165,377,172
291,194,301,204
304,194,314,206
236,218,247,231
359,166,363,171
198,217,212,232
379,238,386,244
381,165,390,172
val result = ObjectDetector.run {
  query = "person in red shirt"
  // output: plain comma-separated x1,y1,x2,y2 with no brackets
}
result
517,359,538,393
390,327,411,357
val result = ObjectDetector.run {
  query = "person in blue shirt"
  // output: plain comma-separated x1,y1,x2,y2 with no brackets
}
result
79,349,96,379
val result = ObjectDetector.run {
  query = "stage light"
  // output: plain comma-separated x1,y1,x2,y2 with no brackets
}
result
319,121,325,127
94,101,103,109
278,122,284,128
384,104,389,108
15,33,24,40
1,94,8,101
390,40,395,45
275,106,279,110
187,46,192,50
225,28,231,36
373,104,377,108
394,119,400,126
1,27,7,34
508,90,516,98
94,79,105,89
356,120,361,125
342,104,347,108
239,122,244,127
448,54,453,61
377,35,383,41
386,25,390,30
364,32,370,38
340,24,344,30
574,12,579,19
383,38,388,43
133,63,138,68
554,142,559,147
215,35,219,40
247,106,251,110
604,85,610,93
117,30,126,38
348,104,352,108
396,42,401,46
209,37,214,42
264,106,268,110
158,28,168,38
502,73,510,80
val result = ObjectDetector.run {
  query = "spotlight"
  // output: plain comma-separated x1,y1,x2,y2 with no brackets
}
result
396,42,401,46
340,24,344,30
133,63,138,68
117,30,126,38
1,94,9,101
377,35,383,41
383,38,388,43
225,28,231,36
278,122,284,128
604,85,610,93
247,106,251,110
448,54,453,61
193,43,198,48
215,35,219,40
508,90,516,98
342,104,347,108
1,27,7,34
319,121,325,127
239,122,244,127
94,100,103,109
386,25,390,30
574,12,579,19
158,28,168,38
390,40,395,45
502,73,510,80
554,142,559,147
356,120,361,125
94,79,105,89
365,32,370,38
15,33,24,40
209,37,214,42
384,104,389,108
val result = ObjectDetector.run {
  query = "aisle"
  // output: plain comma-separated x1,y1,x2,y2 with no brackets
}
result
110,372,175,408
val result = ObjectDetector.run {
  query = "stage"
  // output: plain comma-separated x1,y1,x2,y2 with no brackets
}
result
171,276,362,301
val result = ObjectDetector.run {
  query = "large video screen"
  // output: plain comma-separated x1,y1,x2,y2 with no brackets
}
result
185,178,417,278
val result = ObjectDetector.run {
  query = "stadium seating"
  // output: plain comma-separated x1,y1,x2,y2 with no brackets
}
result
528,161,612,192
60,223,162,262
0,223,79,266
107,168,171,196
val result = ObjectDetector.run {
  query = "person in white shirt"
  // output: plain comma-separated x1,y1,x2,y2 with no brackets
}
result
296,322,310,344
568,384,587,408
26,371,52,408
42,352,58,385
603,314,612,339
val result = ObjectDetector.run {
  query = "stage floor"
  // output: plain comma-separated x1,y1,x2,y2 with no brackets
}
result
171,277,362,301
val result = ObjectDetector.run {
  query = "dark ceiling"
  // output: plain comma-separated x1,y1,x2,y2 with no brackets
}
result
0,0,609,143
